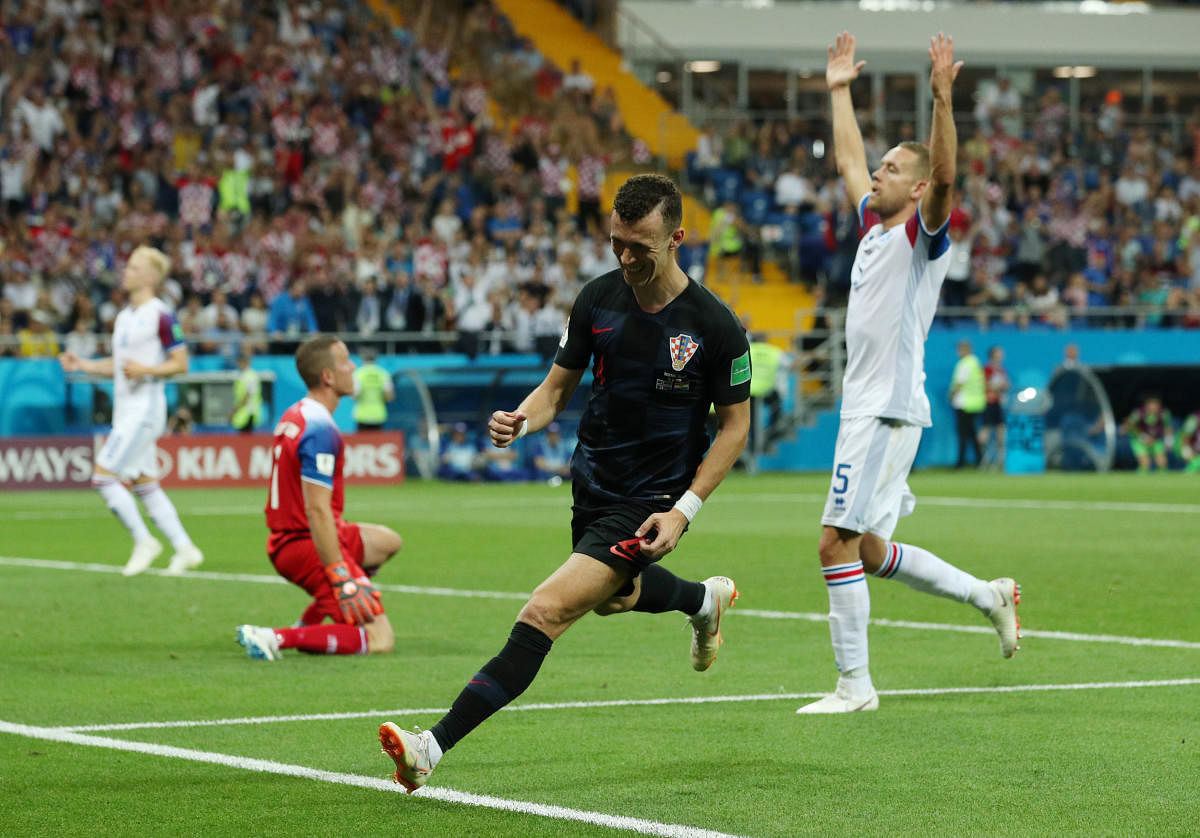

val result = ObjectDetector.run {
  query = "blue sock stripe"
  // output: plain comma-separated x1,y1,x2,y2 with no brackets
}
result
876,544,902,578
464,672,513,710
823,561,866,587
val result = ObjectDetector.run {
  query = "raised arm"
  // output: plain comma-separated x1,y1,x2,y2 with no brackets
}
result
920,32,963,231
826,31,872,206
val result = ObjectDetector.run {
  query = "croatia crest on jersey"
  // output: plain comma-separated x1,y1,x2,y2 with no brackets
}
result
669,333,699,371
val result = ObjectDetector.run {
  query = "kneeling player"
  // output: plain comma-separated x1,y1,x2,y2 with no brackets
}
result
236,336,402,660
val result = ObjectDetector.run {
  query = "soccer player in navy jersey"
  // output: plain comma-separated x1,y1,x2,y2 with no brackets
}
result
797,33,1020,715
380,174,752,792
235,336,403,661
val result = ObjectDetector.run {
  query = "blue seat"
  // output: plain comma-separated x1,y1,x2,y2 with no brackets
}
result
711,168,742,204
762,211,798,248
740,189,770,225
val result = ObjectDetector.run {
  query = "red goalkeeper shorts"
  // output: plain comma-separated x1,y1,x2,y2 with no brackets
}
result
269,520,373,623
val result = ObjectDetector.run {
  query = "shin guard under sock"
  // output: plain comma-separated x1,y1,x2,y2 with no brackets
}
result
430,621,552,752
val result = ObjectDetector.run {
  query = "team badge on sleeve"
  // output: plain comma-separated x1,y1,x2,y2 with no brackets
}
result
316,453,335,476
669,334,699,371
730,350,751,386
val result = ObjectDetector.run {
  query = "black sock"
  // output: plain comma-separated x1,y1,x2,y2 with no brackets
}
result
430,621,553,752
631,563,706,615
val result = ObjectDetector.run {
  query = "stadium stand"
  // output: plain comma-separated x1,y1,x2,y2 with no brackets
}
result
2,0,1200,471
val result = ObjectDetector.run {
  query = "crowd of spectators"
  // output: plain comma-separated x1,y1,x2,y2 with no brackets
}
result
5,0,1200,368
0,0,647,361
688,76,1200,330
435,418,575,484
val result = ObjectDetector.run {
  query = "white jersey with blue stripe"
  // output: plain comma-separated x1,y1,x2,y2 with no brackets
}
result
840,194,950,427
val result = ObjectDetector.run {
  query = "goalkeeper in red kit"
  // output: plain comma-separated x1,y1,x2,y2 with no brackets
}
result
236,336,403,661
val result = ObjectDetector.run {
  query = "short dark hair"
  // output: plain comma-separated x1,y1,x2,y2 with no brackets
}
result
613,173,682,232
295,335,339,388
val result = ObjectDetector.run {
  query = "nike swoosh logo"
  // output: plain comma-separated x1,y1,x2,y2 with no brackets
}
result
609,537,642,561
592,327,614,334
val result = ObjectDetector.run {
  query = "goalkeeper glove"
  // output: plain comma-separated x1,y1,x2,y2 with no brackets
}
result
324,560,383,626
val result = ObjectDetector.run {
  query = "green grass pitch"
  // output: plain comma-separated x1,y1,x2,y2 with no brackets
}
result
1,471,1198,837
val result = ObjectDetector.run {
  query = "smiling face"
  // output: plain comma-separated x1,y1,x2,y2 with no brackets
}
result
608,207,682,289
866,145,928,219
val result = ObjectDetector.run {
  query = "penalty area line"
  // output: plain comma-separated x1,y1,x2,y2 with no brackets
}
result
0,720,745,838
62,678,1200,733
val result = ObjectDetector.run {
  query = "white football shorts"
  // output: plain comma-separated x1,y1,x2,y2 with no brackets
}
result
821,415,922,539
96,419,163,481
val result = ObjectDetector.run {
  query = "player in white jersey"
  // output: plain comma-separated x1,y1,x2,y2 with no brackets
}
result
59,246,204,576
796,33,1020,714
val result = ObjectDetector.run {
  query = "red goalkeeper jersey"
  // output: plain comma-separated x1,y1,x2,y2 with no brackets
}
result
266,398,345,555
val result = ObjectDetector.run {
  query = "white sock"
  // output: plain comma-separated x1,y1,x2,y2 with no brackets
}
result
94,477,151,542
132,482,194,551
424,729,444,767
877,542,992,610
838,666,875,698
822,560,870,675
694,581,716,620
969,580,997,613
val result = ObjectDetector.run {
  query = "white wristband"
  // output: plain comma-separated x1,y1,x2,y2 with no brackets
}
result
515,421,529,439
672,490,703,523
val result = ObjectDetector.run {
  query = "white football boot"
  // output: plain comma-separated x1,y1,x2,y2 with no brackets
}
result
236,625,281,661
165,544,204,575
379,723,437,793
796,679,880,714
122,538,163,576
986,577,1022,658
689,575,739,671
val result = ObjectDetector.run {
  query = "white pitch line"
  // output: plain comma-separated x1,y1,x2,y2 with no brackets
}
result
4,555,1200,650
0,720,744,838
0,556,529,600
727,493,1200,515
7,497,574,519
61,678,1200,733
719,490,1199,515
736,608,1200,650
8,492,1200,519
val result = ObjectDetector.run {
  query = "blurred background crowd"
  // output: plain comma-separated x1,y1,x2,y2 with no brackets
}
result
2,0,1200,366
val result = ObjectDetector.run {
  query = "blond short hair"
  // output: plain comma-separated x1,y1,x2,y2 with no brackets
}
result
130,245,171,283
898,141,932,181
